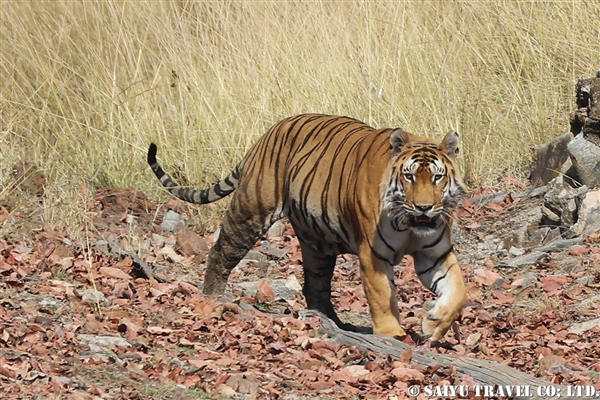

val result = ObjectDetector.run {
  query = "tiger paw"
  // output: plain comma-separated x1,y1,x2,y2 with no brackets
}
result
373,321,407,338
421,308,460,343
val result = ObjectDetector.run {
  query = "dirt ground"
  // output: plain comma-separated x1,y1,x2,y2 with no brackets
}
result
1,186,599,399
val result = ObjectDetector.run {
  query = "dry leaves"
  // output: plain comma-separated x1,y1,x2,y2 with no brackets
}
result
0,187,598,399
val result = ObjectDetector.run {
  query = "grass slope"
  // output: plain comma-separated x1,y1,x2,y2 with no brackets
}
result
1,0,599,234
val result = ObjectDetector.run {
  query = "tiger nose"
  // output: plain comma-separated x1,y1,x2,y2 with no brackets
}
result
415,204,433,213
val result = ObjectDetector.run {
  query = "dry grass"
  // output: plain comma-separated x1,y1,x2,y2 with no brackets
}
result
1,0,599,235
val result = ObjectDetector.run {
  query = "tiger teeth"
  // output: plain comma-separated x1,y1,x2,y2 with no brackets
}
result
415,216,432,223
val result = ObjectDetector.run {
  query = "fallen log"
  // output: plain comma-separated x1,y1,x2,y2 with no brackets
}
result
304,310,585,400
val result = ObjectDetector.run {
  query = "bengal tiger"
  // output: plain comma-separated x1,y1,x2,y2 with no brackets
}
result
148,114,467,342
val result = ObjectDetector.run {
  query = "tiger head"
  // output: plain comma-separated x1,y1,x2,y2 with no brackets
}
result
383,129,466,235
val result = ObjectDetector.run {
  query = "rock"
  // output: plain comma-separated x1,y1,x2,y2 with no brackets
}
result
243,249,267,262
262,242,289,258
160,210,186,232
567,133,600,188
267,220,285,238
535,237,582,253
233,250,268,271
570,77,593,134
508,246,525,257
497,251,545,268
528,185,548,198
81,289,108,306
77,334,131,364
235,277,303,301
542,177,589,230
77,334,132,348
501,205,553,249
569,189,600,237
583,72,600,146
38,298,64,310
284,274,302,292
529,132,573,187
567,317,600,335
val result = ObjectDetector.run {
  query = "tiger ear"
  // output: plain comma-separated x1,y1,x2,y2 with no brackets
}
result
390,128,410,155
441,131,460,159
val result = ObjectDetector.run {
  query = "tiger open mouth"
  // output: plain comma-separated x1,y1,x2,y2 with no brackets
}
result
409,215,437,228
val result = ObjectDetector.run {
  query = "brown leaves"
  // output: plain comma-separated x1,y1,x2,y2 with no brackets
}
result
540,275,569,294
1,186,600,398
473,268,503,286
256,280,275,302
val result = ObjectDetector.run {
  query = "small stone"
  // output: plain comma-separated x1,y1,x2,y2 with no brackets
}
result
528,185,548,198
81,289,108,306
266,220,285,238
38,298,64,310
160,210,186,233
285,275,302,293
508,246,525,257
542,177,589,229
243,250,267,262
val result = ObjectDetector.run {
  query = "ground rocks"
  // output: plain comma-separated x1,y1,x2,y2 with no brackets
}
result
529,132,573,187
566,133,600,188
569,189,600,237
540,176,600,239
541,176,589,229
160,210,186,232
532,70,600,189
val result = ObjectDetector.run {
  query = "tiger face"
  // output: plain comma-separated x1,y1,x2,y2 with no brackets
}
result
384,129,466,236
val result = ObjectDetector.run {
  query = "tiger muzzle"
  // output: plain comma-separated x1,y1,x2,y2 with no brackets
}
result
409,214,438,228
410,204,437,226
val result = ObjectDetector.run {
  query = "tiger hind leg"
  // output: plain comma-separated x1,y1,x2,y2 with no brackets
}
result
299,241,363,332
203,198,273,296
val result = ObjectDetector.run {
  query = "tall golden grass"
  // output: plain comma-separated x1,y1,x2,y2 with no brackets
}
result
1,1,599,234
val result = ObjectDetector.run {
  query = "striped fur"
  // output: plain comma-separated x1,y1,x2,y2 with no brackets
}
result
148,114,467,342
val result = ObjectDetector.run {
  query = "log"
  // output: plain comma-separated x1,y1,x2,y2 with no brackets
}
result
305,311,583,400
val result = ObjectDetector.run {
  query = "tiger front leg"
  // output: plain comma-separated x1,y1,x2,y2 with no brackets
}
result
413,250,466,342
358,244,407,337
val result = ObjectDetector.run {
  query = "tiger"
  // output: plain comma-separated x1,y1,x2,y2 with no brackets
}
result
147,114,467,342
